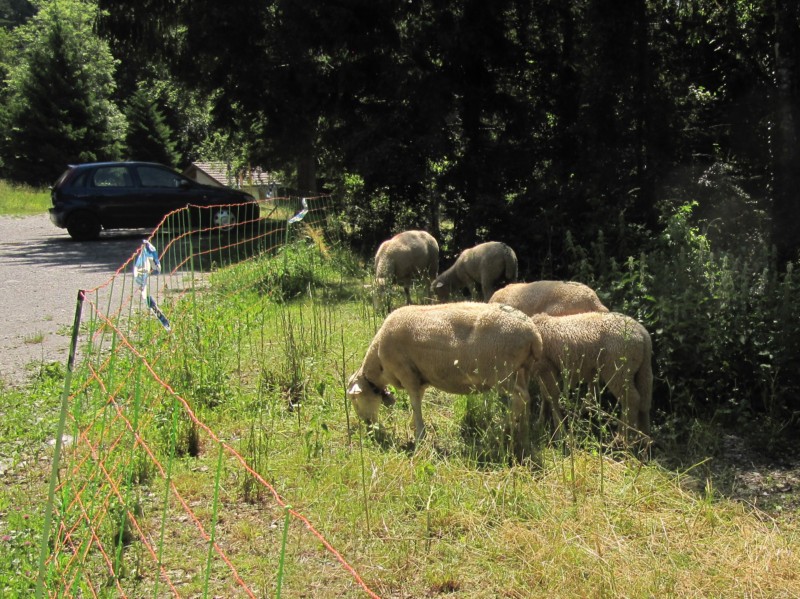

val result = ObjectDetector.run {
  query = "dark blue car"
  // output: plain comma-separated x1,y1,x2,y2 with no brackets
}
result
49,161,259,240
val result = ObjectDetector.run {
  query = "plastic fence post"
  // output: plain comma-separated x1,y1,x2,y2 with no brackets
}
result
275,504,292,599
154,394,181,598
36,289,85,599
203,443,225,598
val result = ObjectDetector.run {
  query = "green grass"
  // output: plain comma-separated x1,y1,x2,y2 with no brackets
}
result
0,365,65,595
2,235,800,598
0,180,51,215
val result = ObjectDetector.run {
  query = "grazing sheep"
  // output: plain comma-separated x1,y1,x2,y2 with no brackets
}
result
374,230,439,308
489,281,609,317
530,311,652,445
346,302,543,455
432,241,518,302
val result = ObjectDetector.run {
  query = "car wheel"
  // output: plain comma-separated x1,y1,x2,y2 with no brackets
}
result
212,208,238,231
66,212,101,241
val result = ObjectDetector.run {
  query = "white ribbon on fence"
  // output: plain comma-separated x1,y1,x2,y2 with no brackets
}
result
287,198,309,224
133,240,171,331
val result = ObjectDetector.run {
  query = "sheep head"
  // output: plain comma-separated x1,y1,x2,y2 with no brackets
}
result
431,280,450,302
346,372,396,426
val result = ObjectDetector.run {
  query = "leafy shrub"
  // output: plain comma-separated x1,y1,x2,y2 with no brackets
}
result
568,202,800,436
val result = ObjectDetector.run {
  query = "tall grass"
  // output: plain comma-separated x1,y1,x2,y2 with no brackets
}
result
0,180,51,215
5,208,800,597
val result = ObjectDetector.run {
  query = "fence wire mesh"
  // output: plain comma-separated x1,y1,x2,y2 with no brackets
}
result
36,194,382,598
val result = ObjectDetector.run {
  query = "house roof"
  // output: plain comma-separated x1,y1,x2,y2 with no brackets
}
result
183,161,233,186
184,161,281,188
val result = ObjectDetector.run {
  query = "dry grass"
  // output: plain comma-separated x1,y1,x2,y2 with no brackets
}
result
101,408,800,598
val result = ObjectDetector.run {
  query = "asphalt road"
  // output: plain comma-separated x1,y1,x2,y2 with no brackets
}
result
0,214,151,386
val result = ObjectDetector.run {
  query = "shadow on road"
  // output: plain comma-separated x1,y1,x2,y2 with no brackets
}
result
3,229,152,274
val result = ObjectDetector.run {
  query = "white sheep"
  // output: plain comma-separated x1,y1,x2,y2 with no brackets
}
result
432,241,518,302
374,230,439,308
489,281,609,316
346,302,543,455
530,311,653,445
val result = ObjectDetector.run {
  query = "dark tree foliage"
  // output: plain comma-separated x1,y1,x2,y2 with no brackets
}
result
0,0,34,29
2,20,122,185
95,0,797,269
99,0,403,194
124,87,180,167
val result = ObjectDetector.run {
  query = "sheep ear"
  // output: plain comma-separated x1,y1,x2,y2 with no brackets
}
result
435,281,444,288
348,383,362,395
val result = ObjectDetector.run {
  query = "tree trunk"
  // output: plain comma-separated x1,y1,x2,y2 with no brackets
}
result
296,130,317,194
772,0,800,266
631,0,655,231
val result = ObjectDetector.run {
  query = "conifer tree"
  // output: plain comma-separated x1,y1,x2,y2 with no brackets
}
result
0,0,124,185
124,87,180,167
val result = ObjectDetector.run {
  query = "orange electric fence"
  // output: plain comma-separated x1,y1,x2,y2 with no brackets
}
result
36,195,382,598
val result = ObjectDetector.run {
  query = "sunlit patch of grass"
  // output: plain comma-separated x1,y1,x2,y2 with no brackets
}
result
0,180,51,215
0,372,63,596
105,257,800,595
12,241,800,598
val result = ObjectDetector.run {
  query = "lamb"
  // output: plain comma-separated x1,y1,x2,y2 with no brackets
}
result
432,241,518,302
374,230,439,308
489,281,609,317
346,302,543,456
530,311,652,446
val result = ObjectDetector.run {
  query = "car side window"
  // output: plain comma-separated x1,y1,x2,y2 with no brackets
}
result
137,166,185,189
92,167,132,188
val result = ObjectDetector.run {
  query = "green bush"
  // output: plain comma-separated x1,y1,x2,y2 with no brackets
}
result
569,202,800,436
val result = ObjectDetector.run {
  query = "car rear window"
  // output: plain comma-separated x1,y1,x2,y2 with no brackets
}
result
53,168,74,188
92,166,132,188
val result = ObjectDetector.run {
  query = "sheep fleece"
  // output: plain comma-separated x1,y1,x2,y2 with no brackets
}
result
489,281,609,316
531,311,652,436
348,302,543,451
375,230,439,288
361,302,541,394
434,241,518,301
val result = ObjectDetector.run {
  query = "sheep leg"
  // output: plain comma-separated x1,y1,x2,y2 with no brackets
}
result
480,273,495,302
408,388,427,444
608,375,642,445
624,389,641,444
637,374,652,437
509,374,531,459
403,285,412,305
638,403,651,437
536,372,565,439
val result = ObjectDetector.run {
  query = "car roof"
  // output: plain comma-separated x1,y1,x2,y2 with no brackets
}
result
67,161,177,170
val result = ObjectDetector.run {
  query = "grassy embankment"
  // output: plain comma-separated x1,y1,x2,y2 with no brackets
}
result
1,232,798,598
